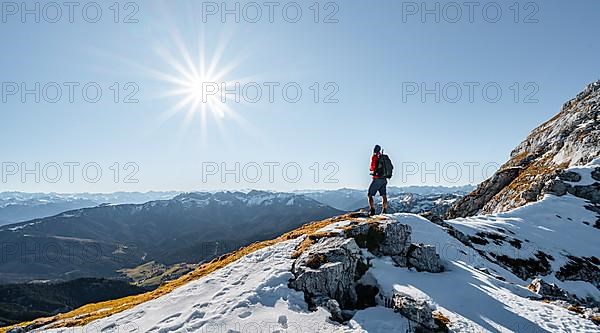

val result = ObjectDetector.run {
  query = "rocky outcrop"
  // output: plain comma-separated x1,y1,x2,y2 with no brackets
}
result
344,220,411,256
289,218,445,324
341,220,443,273
446,81,600,218
489,251,553,281
543,178,600,204
528,278,571,301
528,277,600,324
444,167,522,218
289,237,365,309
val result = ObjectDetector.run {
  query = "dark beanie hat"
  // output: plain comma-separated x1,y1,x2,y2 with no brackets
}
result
374,145,381,153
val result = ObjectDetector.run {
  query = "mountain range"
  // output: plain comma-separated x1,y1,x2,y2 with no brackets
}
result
0,186,473,226
0,191,341,285
0,192,180,226
298,185,473,211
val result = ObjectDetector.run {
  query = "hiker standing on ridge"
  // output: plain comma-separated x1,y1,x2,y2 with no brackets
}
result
368,144,393,216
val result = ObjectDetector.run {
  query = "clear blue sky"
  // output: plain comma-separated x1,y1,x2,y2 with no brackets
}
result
0,0,598,192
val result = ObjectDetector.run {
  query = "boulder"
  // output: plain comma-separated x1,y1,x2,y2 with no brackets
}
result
313,296,345,322
407,243,444,273
289,237,365,309
344,220,411,256
376,222,412,256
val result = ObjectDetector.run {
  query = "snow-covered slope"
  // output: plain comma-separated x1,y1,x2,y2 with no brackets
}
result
41,239,345,333
369,215,598,332
445,161,600,304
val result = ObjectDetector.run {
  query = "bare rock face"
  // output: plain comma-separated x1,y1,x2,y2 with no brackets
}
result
289,237,365,309
376,222,412,256
344,220,412,256
406,244,444,273
444,167,522,218
446,81,600,218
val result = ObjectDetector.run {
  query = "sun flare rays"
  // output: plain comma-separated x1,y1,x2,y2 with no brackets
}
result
145,28,258,145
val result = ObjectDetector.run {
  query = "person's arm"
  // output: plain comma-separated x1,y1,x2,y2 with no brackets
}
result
370,154,377,173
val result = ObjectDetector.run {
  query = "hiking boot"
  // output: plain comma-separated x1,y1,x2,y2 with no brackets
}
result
369,207,376,216
381,207,388,214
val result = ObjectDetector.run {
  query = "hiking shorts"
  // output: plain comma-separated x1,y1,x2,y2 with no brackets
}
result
368,178,387,196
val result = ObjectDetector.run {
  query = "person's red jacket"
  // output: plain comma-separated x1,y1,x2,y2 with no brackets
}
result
370,153,381,179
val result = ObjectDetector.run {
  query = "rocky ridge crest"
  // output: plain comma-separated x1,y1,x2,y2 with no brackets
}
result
446,81,600,218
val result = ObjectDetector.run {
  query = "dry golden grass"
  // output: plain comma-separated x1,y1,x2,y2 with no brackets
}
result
3,213,363,332
591,316,600,325
490,153,568,209
567,305,585,314
290,231,338,259
432,311,451,331
290,213,376,258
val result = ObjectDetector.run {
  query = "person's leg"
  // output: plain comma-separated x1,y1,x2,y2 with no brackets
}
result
368,195,376,215
367,180,377,216
380,179,388,213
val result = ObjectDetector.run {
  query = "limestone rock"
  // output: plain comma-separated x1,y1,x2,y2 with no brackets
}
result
445,81,600,218
344,220,412,256
444,167,521,218
392,292,436,330
407,243,444,273
376,222,412,256
289,237,364,309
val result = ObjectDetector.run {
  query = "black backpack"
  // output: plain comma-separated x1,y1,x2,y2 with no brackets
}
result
376,153,394,179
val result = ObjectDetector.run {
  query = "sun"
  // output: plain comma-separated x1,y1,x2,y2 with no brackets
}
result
146,29,256,143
